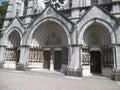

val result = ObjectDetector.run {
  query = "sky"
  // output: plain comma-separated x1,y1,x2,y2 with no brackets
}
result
0,0,9,5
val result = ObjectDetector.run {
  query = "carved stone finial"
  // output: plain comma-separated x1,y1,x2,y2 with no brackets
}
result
16,11,19,17
47,8,52,14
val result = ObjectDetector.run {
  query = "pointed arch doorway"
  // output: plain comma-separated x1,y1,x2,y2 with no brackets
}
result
82,23,114,77
4,30,21,69
29,21,69,72
43,33,63,71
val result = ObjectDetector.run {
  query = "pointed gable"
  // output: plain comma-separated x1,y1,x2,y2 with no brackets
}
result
77,4,117,28
29,6,74,32
5,17,25,34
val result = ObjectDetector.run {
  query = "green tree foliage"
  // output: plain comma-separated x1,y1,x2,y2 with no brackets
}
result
0,1,9,28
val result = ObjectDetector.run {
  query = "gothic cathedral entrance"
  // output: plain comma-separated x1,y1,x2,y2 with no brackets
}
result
4,30,21,69
30,21,68,72
82,23,113,77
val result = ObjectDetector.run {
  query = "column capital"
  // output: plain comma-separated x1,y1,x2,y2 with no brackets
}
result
111,43,120,46
69,44,83,47
0,45,7,48
20,45,30,48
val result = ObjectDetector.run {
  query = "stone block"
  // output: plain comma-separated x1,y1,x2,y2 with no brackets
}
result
102,68,113,78
16,64,26,71
0,62,3,68
66,68,82,77
61,64,67,74
111,69,120,81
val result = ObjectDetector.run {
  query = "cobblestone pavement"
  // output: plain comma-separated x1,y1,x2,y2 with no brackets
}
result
0,69,120,90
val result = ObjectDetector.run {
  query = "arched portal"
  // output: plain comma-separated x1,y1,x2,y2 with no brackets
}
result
82,23,114,77
28,21,68,71
4,30,21,69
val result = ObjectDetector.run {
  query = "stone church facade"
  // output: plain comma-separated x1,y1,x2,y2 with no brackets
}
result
0,0,120,80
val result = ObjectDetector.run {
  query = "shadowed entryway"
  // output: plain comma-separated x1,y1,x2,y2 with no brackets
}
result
54,51,62,70
82,23,114,77
4,30,21,69
28,21,68,72
90,51,101,74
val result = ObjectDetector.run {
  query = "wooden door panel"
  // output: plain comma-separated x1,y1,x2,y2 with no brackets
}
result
54,51,62,70
90,51,101,73
43,51,50,69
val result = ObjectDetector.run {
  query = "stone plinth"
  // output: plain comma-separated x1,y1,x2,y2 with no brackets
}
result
16,63,26,71
66,68,82,77
111,69,120,81
0,62,3,68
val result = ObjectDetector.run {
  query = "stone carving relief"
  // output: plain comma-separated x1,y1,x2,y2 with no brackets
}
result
45,33,61,47
47,8,52,14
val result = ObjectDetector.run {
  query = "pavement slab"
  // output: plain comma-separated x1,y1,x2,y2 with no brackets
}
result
0,69,120,90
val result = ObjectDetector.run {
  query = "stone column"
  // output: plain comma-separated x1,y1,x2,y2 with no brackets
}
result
24,0,34,27
113,46,117,69
49,48,54,71
112,45,120,81
16,45,29,71
67,45,82,77
112,2,120,18
115,45,120,69
0,45,6,68
71,0,80,22
50,58,54,71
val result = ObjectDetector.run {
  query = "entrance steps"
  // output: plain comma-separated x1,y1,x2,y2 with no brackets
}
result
0,68,65,78
83,74,110,80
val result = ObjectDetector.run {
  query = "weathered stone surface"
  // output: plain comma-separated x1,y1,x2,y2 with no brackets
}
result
1,0,120,79
16,64,26,71
0,62,3,68
112,69,120,81
66,68,83,77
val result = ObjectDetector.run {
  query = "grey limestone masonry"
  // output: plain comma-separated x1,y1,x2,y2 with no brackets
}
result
0,0,120,81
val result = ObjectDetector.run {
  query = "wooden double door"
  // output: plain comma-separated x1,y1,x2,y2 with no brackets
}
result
43,51,62,70
90,51,102,74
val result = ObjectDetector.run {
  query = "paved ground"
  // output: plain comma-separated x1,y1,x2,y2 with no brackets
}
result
0,69,120,90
